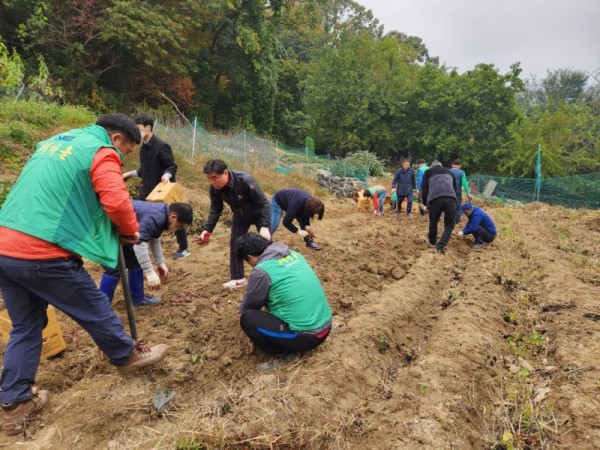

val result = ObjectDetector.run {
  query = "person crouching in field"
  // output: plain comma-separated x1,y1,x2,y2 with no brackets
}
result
270,188,324,250
0,114,169,435
99,201,193,306
235,233,333,371
457,202,497,249
363,185,387,216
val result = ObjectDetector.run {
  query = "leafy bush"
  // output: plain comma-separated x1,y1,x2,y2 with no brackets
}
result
344,151,386,176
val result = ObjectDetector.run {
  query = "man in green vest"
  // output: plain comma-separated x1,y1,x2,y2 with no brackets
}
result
0,114,169,435
234,233,333,372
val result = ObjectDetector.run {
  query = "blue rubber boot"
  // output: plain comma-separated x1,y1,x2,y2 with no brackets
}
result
99,274,120,303
127,268,160,307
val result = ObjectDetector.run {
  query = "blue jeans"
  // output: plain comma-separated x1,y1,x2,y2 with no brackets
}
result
376,191,386,213
0,256,134,404
270,198,283,236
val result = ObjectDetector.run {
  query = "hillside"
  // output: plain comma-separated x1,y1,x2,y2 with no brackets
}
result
0,180,598,448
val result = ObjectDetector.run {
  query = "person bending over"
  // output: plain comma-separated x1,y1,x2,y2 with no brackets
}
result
270,188,324,250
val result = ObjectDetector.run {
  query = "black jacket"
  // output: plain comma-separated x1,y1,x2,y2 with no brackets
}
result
136,134,177,199
421,165,457,206
204,170,271,232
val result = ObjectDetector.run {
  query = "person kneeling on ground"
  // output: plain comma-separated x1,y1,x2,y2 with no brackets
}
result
235,233,333,371
457,202,497,249
270,188,324,250
99,201,193,306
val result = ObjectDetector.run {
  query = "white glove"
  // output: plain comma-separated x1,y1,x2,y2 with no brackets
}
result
145,271,160,287
457,231,464,237
297,230,309,238
259,227,271,241
157,263,169,280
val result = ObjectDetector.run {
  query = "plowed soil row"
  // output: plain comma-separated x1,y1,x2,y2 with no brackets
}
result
1,199,599,449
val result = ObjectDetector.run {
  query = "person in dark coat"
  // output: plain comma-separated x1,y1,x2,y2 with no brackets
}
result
195,159,271,289
123,114,190,260
270,188,324,250
391,159,416,218
421,161,458,253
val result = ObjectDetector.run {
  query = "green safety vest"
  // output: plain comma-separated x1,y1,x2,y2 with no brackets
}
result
0,125,123,267
257,250,332,331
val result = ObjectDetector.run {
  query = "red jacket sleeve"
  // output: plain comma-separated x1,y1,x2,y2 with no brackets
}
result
91,148,139,236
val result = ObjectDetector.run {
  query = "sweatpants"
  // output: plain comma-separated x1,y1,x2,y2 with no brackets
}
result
240,309,331,356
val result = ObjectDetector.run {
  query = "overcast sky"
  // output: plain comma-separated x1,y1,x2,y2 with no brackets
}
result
357,0,600,80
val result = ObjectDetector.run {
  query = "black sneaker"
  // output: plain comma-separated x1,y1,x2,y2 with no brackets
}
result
435,246,446,254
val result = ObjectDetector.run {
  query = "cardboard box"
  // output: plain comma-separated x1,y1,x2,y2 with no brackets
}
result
145,182,188,203
0,306,66,359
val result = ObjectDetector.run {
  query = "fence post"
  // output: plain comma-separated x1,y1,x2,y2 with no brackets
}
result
191,117,197,161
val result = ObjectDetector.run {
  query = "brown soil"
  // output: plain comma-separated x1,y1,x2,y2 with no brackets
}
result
1,195,599,449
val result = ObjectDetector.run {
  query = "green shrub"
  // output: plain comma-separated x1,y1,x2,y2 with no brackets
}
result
344,151,386,176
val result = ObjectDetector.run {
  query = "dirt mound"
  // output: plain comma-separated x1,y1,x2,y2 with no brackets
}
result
1,199,599,449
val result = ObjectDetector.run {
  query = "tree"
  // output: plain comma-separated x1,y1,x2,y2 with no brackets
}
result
404,63,523,172
497,103,600,178
304,34,418,156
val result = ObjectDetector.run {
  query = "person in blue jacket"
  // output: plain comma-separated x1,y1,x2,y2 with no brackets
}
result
458,202,496,249
391,159,416,218
270,188,324,250
99,201,193,306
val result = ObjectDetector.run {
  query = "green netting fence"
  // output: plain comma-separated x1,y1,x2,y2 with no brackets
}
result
471,173,600,209
154,118,370,180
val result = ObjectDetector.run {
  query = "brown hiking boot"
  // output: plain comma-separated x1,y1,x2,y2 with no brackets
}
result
1,390,50,436
117,340,169,375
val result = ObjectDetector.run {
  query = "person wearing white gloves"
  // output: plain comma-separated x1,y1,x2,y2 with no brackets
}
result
270,188,324,250
195,159,271,289
99,201,193,306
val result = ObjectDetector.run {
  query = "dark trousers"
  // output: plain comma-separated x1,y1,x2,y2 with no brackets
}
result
103,244,139,277
395,193,413,215
473,227,496,245
240,309,330,356
175,228,188,251
0,256,134,404
230,215,262,279
427,197,457,249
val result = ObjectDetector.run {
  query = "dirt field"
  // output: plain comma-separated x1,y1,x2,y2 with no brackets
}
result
1,191,599,449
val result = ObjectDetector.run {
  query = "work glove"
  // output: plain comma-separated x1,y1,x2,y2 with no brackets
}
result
457,231,464,237
259,227,271,241
157,263,169,280
146,270,160,287
196,230,211,245
305,226,315,239
122,171,134,181
297,230,309,238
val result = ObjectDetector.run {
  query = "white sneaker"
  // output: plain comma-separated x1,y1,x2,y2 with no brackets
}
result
223,278,247,289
